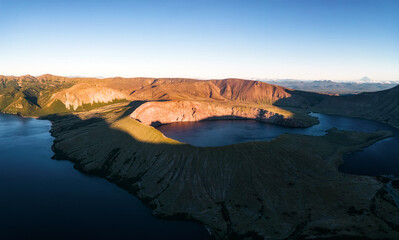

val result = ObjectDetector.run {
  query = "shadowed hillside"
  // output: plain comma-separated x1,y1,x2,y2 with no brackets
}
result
44,102,399,240
313,85,399,128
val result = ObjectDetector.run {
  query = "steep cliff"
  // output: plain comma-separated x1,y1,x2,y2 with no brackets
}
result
131,100,315,127
53,83,130,110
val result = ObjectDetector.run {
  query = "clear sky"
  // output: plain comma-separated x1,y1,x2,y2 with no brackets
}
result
0,0,398,81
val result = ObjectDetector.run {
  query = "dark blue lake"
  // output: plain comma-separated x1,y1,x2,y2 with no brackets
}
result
157,113,399,176
1,112,398,240
0,113,210,240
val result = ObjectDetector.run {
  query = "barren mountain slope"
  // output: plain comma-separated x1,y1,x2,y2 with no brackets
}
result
211,78,291,104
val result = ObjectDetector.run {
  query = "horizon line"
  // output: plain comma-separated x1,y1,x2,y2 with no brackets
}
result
1,73,398,83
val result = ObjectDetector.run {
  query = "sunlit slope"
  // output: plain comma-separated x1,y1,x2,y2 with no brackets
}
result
0,75,73,116
0,75,323,125
130,100,319,127
3,74,398,128
0,75,129,116
1,75,327,109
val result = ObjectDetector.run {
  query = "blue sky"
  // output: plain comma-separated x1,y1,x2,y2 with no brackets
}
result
0,0,398,81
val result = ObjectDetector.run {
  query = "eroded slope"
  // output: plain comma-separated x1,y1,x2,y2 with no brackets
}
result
130,100,316,127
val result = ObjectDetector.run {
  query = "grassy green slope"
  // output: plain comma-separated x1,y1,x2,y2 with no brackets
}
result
0,77,72,116
0,76,130,116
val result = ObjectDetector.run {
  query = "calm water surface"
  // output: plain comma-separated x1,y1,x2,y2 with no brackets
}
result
157,113,399,176
0,113,209,240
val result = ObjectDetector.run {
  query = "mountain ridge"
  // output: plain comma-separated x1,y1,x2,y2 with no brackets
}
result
0,75,322,126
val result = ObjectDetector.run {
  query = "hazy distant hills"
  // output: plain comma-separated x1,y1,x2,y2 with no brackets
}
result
264,77,398,95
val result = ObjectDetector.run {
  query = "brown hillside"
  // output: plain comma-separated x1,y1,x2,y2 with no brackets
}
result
211,78,291,104
1,74,327,122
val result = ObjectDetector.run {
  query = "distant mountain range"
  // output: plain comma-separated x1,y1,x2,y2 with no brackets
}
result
263,77,399,95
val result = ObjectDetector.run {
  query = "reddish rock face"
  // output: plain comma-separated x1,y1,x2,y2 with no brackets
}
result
130,100,306,127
